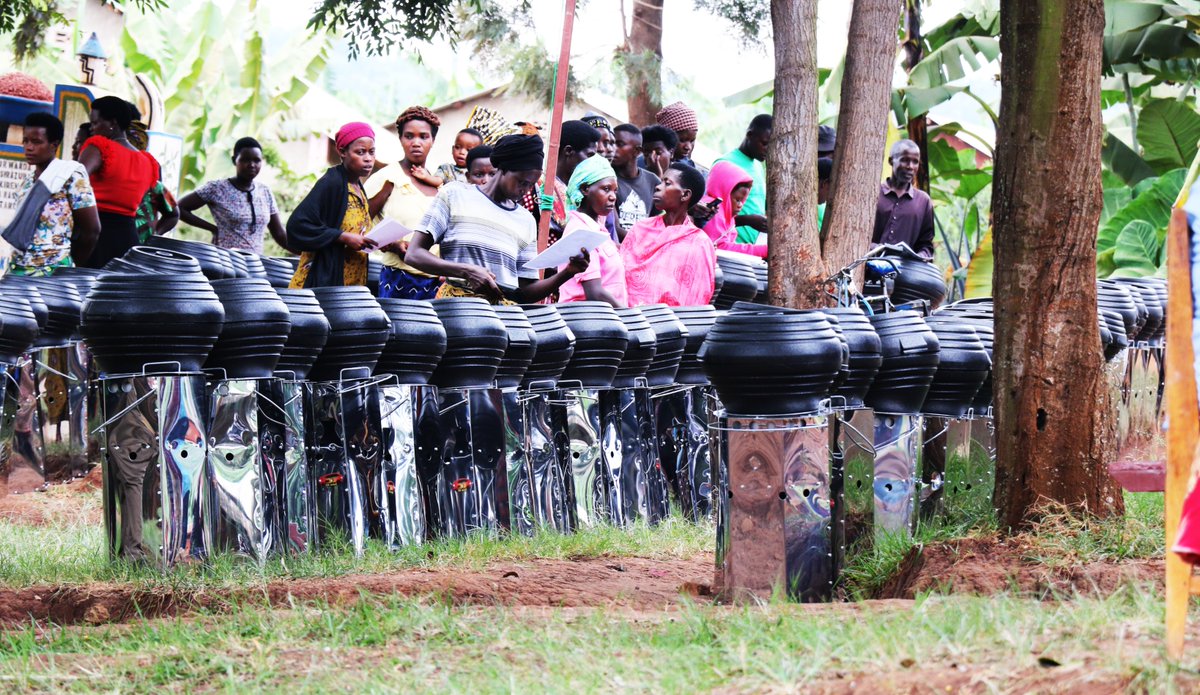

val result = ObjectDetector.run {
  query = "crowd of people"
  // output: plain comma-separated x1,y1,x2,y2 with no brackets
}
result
3,98,937,309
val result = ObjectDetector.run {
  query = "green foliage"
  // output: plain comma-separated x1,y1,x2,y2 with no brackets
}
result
927,137,992,203
2,0,165,62
694,0,770,46
1137,97,1200,171
1103,0,1200,71
1102,131,1158,186
1111,219,1162,276
306,0,464,59
1097,168,1187,277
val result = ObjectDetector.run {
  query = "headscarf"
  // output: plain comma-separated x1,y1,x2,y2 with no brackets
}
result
656,101,698,132
581,112,613,137
127,121,150,151
701,160,766,258
335,122,374,150
565,154,616,211
490,133,544,171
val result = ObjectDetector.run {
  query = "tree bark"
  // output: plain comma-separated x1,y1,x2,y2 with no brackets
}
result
902,0,930,192
767,0,825,309
623,0,663,125
991,0,1123,529
820,0,904,280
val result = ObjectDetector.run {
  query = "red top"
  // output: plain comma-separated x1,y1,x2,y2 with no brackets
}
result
81,135,161,216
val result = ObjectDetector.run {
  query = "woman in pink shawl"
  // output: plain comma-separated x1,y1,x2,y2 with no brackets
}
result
620,162,716,306
701,160,767,258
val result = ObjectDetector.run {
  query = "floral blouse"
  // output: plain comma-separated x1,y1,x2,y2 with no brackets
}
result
9,162,97,276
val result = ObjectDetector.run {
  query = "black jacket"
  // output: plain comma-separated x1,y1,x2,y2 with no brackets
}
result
286,165,352,288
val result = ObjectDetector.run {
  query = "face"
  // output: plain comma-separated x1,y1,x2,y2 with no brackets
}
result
467,158,495,185
497,168,542,201
673,128,697,161
643,140,673,168
613,131,641,168
562,141,599,170
818,179,831,205
581,176,619,217
596,129,617,162
889,145,921,186
452,132,482,168
234,146,264,181
730,182,751,216
22,126,57,166
745,128,771,160
400,119,434,166
340,137,376,179
88,109,120,139
653,169,691,213
72,127,90,161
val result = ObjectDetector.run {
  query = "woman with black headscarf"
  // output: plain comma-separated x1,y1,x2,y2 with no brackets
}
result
404,133,589,304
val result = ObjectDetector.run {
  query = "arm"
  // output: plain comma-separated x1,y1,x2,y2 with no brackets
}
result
410,164,443,189
734,214,769,234
915,197,936,259
581,278,624,308
153,188,179,235
367,179,394,219
177,193,219,236
405,231,501,298
267,212,289,251
70,205,100,266
513,249,589,303
78,145,102,177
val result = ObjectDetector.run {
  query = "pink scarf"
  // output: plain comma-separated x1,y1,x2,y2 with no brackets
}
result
702,161,767,258
620,215,716,307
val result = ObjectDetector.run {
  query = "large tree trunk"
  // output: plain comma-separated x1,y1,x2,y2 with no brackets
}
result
767,0,824,309
623,0,663,125
902,0,930,192
991,0,1123,528
820,0,904,279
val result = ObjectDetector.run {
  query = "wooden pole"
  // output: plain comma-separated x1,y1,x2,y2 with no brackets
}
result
1165,206,1198,659
537,0,578,254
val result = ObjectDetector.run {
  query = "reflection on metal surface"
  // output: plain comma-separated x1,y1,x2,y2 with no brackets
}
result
205,379,269,562
563,388,607,528
714,413,834,602
271,380,313,554
600,388,668,526
305,381,346,552
377,384,426,547
522,391,573,533
501,390,536,536
655,386,711,522
0,360,46,494
35,346,90,483
872,413,922,537
427,388,510,538
101,375,207,569
341,379,382,555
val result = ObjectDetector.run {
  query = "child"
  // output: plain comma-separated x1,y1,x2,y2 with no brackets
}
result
466,145,494,186
435,128,484,184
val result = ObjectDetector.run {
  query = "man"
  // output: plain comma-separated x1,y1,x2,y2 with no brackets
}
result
639,125,677,179
613,124,660,239
544,119,600,243
656,101,701,170
715,114,771,244
873,139,935,259
818,124,837,159
4,112,100,275
817,156,833,230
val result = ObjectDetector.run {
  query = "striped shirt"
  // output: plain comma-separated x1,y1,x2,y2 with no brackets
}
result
417,183,538,290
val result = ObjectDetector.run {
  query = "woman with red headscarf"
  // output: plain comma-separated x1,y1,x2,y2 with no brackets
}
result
700,160,767,258
287,122,380,288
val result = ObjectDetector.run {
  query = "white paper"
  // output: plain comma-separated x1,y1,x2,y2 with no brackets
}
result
523,227,612,270
365,218,412,247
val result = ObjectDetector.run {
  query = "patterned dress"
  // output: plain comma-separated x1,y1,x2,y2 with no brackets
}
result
8,163,97,276
289,184,370,288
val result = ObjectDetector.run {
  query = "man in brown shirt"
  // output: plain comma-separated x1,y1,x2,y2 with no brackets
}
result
873,139,935,259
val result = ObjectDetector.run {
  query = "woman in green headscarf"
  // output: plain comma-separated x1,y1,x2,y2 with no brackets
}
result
556,154,627,308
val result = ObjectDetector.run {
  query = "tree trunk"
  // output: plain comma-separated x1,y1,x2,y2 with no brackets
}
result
991,0,1123,529
767,0,825,309
820,0,904,280
623,0,663,125
902,0,930,192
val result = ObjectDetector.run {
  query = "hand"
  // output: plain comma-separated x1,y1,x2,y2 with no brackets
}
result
736,214,769,233
381,239,411,255
460,264,502,299
410,165,440,187
565,247,590,275
690,204,717,228
646,151,670,177
340,232,378,252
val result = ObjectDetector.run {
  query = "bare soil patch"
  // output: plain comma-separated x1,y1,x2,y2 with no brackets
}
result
878,537,1161,599
0,554,716,628
0,468,102,527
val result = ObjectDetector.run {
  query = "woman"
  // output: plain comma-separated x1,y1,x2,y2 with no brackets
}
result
366,106,443,299
127,106,179,243
620,162,716,307
556,154,626,308
404,133,588,304
178,137,287,253
286,122,379,288
3,113,100,275
700,160,767,258
77,96,161,267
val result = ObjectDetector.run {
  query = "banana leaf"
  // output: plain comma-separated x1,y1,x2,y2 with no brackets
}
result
1102,132,1157,186
1112,219,1161,276
964,228,993,299
1137,97,1200,172
1098,167,1187,251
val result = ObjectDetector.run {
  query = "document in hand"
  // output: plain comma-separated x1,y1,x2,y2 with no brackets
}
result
523,227,611,270
365,218,412,247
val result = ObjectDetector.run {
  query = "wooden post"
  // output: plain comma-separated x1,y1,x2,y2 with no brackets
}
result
537,0,578,254
1165,207,1197,658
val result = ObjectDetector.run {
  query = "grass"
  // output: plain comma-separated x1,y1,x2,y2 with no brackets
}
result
0,586,1192,692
